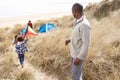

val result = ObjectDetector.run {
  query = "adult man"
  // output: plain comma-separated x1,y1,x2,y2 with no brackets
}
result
65,3,91,80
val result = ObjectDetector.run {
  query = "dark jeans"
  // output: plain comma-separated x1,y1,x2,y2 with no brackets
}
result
18,54,24,64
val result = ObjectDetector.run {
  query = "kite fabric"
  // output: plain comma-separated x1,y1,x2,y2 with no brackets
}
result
25,26,37,38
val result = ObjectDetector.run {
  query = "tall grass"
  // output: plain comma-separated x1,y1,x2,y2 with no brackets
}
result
0,25,35,80
83,9,120,80
16,69,34,80
0,0,120,80
85,0,120,20
27,28,71,80
27,7,120,80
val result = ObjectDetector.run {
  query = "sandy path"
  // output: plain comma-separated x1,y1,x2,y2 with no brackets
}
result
13,57,58,80
23,61,58,80
11,45,58,80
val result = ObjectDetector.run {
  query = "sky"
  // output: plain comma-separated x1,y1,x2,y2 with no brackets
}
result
0,0,101,18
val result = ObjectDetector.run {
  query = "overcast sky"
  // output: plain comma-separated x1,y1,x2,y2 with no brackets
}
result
0,0,101,18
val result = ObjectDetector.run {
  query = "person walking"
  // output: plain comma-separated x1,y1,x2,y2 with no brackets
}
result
15,35,28,68
27,20,33,29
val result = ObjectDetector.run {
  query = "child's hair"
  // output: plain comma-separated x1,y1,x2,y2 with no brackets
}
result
14,33,21,41
15,34,18,41
17,35,24,42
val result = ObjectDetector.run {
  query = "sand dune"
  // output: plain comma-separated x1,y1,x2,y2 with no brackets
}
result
0,12,71,28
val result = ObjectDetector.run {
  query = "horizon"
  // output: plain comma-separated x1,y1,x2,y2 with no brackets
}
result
0,0,101,18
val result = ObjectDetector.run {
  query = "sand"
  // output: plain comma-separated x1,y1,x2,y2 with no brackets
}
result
0,12,71,28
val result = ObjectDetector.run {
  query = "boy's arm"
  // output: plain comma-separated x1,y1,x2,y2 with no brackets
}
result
12,39,17,45
24,38,28,43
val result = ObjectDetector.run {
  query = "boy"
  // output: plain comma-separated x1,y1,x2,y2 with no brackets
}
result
15,35,28,68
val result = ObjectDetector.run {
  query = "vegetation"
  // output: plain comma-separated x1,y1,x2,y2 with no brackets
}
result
0,0,120,80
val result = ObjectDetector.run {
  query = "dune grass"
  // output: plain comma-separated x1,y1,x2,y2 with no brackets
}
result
16,69,34,80
0,0,120,80
27,8,120,80
0,51,34,80
26,28,71,80
85,0,120,20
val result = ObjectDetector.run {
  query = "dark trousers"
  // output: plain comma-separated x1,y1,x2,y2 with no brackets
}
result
18,54,24,64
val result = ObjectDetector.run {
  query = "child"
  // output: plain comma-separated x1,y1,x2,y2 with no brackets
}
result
15,35,28,68
27,20,33,29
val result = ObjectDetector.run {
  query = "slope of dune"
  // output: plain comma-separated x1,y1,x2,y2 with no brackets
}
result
0,0,120,80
